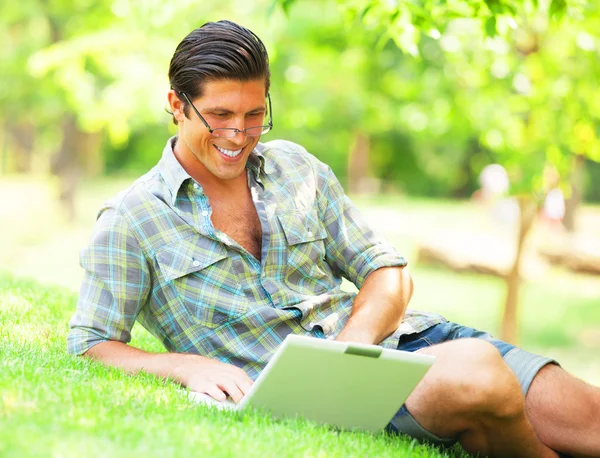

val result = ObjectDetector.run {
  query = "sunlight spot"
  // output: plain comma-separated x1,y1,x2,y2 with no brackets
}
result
0,293,32,314
285,65,305,84
552,77,572,97
111,0,131,18
576,32,596,51
440,35,460,53
401,105,428,132
491,60,510,79
512,73,531,95
428,29,441,40
484,130,504,150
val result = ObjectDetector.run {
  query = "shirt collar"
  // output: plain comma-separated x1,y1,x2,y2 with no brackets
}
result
158,136,269,205
247,142,268,179
158,137,192,205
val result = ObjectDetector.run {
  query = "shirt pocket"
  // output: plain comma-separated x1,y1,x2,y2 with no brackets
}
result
277,207,331,293
156,237,247,328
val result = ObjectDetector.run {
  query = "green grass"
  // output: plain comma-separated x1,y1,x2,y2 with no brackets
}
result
0,274,466,458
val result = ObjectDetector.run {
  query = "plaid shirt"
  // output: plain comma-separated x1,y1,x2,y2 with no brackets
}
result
68,137,445,379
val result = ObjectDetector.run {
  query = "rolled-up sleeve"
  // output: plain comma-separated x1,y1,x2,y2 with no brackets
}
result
67,207,151,355
317,164,407,288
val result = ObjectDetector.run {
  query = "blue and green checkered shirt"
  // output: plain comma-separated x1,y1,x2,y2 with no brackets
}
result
68,137,445,379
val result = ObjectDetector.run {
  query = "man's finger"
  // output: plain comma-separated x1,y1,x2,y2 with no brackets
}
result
237,376,254,396
203,384,227,402
228,367,254,390
218,379,244,403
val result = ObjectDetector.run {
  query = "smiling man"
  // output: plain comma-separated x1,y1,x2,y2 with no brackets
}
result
68,20,600,457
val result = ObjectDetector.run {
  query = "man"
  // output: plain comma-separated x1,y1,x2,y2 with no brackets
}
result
68,20,600,457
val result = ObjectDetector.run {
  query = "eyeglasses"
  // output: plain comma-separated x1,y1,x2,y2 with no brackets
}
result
180,91,273,138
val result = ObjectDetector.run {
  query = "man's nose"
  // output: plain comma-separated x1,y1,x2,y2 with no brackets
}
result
228,128,247,144
229,117,249,143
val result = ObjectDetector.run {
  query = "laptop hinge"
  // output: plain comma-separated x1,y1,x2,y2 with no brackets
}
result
344,345,382,358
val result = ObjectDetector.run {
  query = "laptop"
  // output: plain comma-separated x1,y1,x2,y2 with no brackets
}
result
187,334,435,433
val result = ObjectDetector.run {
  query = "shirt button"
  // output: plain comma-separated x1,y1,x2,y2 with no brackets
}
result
192,260,200,267
307,231,313,237
193,183,199,189
201,210,209,217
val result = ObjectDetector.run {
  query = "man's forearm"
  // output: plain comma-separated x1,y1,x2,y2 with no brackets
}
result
84,341,254,402
335,266,413,345
84,341,200,385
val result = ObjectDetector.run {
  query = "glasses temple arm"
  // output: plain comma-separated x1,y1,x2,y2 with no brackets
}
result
180,92,213,131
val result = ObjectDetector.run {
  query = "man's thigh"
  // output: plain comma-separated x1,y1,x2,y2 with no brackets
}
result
385,322,557,445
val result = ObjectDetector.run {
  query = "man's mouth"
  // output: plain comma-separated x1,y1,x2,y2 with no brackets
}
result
215,145,243,158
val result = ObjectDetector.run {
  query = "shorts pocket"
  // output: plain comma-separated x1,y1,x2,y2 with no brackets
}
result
156,236,247,328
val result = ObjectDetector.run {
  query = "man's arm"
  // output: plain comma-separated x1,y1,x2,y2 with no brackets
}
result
85,341,253,403
70,208,252,402
335,266,414,345
311,160,413,345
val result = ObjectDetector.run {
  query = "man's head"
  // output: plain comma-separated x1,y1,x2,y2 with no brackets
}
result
168,20,271,125
167,21,272,186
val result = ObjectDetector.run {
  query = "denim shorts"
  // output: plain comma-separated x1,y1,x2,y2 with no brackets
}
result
385,321,557,447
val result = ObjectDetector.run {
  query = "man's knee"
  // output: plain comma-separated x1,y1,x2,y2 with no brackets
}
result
451,339,522,417
410,339,525,432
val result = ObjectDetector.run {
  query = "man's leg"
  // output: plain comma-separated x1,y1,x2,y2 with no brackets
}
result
525,364,600,457
403,338,557,457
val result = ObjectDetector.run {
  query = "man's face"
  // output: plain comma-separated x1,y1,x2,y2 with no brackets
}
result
174,78,267,184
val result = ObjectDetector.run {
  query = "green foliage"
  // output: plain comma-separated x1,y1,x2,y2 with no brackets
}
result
272,0,600,199
2,0,600,201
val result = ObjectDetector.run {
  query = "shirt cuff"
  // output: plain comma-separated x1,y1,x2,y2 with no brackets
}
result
351,245,408,288
67,327,110,355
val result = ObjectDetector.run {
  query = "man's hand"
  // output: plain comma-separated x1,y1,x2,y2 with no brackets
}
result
85,340,253,403
174,358,253,403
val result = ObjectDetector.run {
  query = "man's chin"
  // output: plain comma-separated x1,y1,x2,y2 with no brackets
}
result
211,164,247,182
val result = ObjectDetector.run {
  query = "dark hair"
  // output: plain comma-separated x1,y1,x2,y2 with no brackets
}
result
168,20,271,125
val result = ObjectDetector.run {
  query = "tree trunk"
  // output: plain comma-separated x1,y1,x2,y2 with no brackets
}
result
563,154,585,233
51,115,102,222
347,131,372,194
452,137,479,198
1,123,7,174
43,15,104,221
8,121,36,173
500,197,538,344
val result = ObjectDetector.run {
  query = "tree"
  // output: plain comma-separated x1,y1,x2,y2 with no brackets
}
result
409,3,600,343
278,0,600,343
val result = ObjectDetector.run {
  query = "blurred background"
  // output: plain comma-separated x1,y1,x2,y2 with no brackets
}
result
1,0,599,383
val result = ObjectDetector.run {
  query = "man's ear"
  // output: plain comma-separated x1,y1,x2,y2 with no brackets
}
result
167,90,185,123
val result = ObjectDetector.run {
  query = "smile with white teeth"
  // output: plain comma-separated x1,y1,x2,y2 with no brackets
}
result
215,145,243,158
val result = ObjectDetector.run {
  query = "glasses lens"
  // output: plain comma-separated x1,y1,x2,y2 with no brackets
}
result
245,126,269,137
211,129,237,138
212,126,271,138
